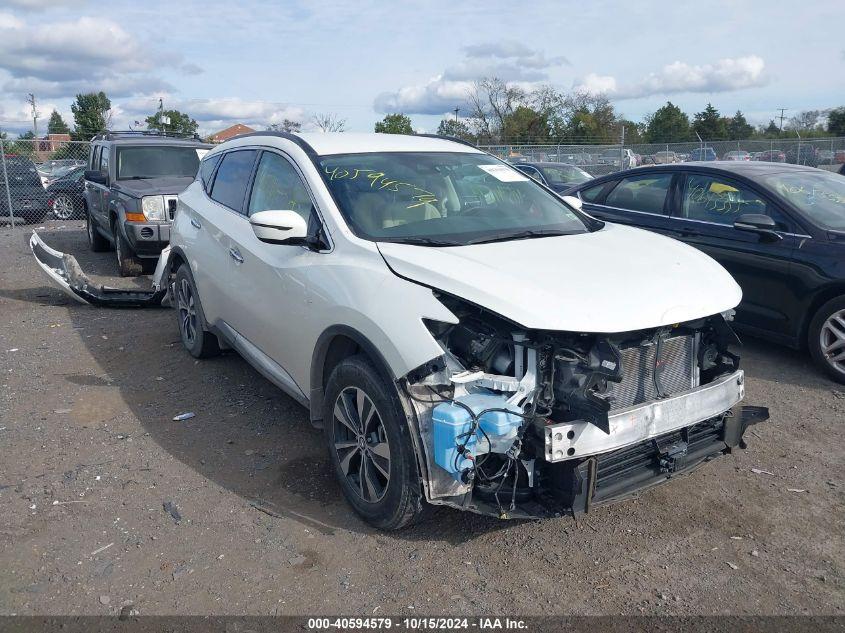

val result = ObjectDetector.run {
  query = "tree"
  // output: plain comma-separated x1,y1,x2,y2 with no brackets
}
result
614,119,644,144
692,103,727,140
47,110,70,135
9,131,36,158
374,113,413,135
145,109,198,136
267,119,301,133
761,120,781,138
787,110,822,132
726,110,754,140
643,102,691,143
436,118,473,141
827,107,845,136
502,105,548,142
558,92,617,143
312,113,346,132
466,77,526,143
70,92,111,140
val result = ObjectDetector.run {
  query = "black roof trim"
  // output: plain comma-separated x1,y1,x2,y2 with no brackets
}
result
234,131,319,159
414,133,479,149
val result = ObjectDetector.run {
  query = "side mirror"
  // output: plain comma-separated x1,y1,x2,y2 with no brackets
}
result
561,195,583,211
84,169,107,185
250,210,308,245
734,213,782,241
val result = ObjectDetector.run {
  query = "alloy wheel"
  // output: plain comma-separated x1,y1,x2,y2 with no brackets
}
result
332,386,391,503
820,309,845,375
177,278,197,346
52,195,74,220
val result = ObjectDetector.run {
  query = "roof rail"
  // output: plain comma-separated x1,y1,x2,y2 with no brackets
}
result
236,131,319,158
414,133,479,149
90,130,204,142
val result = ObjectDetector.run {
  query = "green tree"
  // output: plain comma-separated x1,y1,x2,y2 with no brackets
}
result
827,107,845,136
557,93,617,143
374,113,413,134
614,119,644,144
726,110,754,140
47,110,70,135
502,105,549,142
70,92,111,140
644,102,691,143
436,118,473,141
267,119,301,133
761,120,781,138
9,131,36,158
145,109,198,136
692,103,727,140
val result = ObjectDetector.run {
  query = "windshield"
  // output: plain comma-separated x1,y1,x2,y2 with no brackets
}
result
318,152,591,245
116,146,203,179
762,171,845,231
538,164,591,185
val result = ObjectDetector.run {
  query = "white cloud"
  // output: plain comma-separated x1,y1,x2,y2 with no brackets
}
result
0,13,200,99
574,55,768,100
374,41,567,114
3,0,80,10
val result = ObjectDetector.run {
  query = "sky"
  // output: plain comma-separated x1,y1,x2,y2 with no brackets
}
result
0,0,842,137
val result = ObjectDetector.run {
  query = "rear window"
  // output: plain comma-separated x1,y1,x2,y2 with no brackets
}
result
209,150,257,212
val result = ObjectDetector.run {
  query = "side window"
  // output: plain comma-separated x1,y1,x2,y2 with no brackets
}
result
515,165,541,181
248,151,314,222
580,181,612,203
91,146,101,171
199,154,221,192
604,173,673,214
681,174,777,226
209,150,258,213
99,147,110,175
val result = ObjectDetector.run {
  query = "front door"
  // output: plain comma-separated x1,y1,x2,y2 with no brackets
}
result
583,171,678,237
669,171,800,341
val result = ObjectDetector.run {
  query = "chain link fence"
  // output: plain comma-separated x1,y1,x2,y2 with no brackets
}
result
1,138,90,226
480,136,845,178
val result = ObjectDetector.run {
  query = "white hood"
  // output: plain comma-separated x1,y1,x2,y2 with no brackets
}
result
377,223,742,333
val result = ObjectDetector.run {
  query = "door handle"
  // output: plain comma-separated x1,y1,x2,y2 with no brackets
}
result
190,217,201,229
228,247,244,264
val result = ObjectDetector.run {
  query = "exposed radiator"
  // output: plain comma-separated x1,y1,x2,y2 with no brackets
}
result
607,335,697,410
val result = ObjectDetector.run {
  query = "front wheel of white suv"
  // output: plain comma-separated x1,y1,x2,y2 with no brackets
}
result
175,265,220,359
323,355,426,530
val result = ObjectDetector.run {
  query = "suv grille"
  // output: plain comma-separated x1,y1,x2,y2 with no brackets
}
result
606,335,697,410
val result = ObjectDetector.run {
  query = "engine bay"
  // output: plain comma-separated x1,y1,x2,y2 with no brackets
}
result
404,292,759,518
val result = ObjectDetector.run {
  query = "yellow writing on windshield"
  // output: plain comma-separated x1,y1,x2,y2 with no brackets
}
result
324,166,438,209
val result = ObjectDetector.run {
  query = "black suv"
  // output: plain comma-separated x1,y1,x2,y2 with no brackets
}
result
84,131,212,275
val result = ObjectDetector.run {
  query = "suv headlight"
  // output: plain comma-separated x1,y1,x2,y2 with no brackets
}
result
141,195,166,221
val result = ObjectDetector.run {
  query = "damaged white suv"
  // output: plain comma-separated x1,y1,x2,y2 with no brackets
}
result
153,132,767,529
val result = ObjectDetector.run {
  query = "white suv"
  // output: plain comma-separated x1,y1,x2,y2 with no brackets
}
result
156,132,765,529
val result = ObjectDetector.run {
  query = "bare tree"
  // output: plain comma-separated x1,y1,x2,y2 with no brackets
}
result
466,78,526,142
312,112,346,133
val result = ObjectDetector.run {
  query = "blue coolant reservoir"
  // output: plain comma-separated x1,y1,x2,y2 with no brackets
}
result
432,393,523,481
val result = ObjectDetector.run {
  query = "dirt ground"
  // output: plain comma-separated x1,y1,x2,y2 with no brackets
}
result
1,220,843,616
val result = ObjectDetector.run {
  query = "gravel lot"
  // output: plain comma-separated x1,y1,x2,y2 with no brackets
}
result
1,220,843,616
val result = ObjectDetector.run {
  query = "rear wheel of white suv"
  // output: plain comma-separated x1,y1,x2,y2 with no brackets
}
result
323,355,426,530
175,265,220,359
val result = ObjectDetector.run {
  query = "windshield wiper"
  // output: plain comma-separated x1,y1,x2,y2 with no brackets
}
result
381,237,462,247
465,229,575,245
121,176,154,180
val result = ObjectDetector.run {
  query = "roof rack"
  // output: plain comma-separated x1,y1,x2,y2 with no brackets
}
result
90,130,203,142
414,133,478,149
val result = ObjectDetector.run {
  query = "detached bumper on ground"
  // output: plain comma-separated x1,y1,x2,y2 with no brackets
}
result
29,231,167,307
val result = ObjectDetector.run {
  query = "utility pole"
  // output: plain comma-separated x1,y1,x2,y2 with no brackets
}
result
26,93,38,137
777,107,786,132
453,107,460,123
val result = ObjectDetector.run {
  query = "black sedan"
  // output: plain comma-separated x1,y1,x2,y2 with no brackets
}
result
563,162,845,383
512,161,593,193
45,165,86,220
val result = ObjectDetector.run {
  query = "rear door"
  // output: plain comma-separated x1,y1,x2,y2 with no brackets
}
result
669,171,801,339
580,170,679,237
192,148,259,327
84,145,102,219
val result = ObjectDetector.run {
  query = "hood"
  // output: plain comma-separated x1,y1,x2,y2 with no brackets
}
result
113,175,195,197
377,223,742,333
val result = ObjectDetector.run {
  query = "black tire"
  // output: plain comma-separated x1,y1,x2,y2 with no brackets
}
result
174,265,220,359
112,220,143,277
323,355,426,530
86,210,109,252
808,296,845,384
